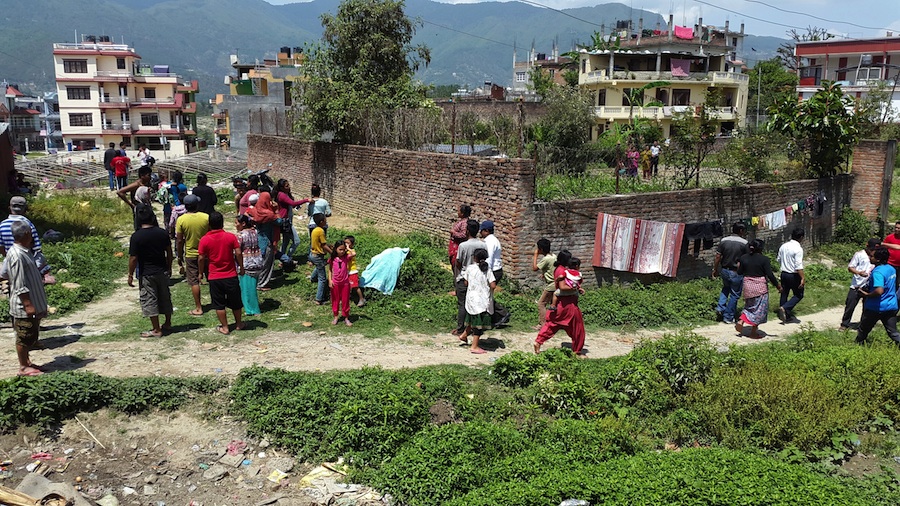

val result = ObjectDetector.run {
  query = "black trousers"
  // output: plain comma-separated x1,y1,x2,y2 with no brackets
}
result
841,287,863,328
455,277,468,332
491,269,509,325
856,308,900,344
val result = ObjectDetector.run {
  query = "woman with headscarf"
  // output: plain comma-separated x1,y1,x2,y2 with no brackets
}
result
249,189,278,290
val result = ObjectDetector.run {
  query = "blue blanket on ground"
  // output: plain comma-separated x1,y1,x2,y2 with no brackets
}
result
359,247,410,295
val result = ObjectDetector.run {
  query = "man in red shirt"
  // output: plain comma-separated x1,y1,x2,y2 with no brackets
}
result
198,211,245,335
883,221,900,288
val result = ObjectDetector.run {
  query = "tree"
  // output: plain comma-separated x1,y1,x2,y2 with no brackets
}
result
531,86,596,174
777,27,833,72
747,58,798,128
293,0,431,144
624,81,670,125
767,81,860,177
529,67,556,100
666,89,721,189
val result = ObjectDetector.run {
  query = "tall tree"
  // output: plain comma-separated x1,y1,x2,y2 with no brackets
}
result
294,0,431,144
748,58,799,129
767,81,860,177
776,26,833,72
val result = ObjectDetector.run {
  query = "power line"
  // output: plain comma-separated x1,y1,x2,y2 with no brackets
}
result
741,0,891,32
0,48,47,72
516,0,603,29
689,0,810,32
420,19,516,50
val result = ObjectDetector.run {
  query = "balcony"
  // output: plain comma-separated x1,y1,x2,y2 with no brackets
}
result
592,105,737,121
101,122,132,134
99,96,131,108
94,70,134,82
582,69,749,85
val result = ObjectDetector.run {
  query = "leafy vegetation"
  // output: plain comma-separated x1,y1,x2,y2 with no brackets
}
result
0,373,227,430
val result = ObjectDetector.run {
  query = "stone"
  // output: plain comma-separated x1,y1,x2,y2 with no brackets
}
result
202,464,229,481
265,457,295,473
15,473,93,506
143,484,158,495
96,495,120,506
218,453,245,468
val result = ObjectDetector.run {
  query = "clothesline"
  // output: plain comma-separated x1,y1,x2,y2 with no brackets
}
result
590,190,828,276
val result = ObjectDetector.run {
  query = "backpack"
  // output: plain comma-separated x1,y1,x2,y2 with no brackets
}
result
146,156,156,166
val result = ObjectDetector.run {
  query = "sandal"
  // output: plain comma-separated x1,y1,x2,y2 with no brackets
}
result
17,366,43,376
470,348,487,355
140,330,163,338
188,309,203,316
216,325,230,335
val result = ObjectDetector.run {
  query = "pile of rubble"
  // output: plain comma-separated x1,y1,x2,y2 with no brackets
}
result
0,432,388,505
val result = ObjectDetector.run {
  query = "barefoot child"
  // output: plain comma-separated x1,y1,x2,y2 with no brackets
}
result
548,257,583,311
344,235,366,307
236,214,263,317
458,248,496,354
327,240,353,326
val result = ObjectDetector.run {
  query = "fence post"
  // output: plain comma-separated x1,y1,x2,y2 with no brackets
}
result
517,99,525,158
275,108,280,136
450,101,457,154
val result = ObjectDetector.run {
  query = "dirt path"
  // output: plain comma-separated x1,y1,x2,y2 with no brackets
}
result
1,282,850,379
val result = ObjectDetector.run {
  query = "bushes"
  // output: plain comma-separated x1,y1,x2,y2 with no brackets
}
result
834,207,875,245
0,373,227,431
444,448,884,506
230,365,470,467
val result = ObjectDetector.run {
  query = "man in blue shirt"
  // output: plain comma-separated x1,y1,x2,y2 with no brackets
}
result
856,246,900,345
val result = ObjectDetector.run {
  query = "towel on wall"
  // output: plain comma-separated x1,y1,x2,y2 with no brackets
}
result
592,213,685,277
766,209,787,230
670,58,692,77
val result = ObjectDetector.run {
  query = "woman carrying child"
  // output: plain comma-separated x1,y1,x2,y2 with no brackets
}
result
534,250,586,356
327,240,353,326
236,214,263,316
458,248,496,354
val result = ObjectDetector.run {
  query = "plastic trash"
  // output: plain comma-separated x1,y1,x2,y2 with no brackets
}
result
560,500,590,506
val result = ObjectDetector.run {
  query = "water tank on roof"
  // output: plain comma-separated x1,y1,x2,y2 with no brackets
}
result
153,65,169,75
293,47,302,55
280,46,291,55
536,53,546,60
860,54,873,65
99,35,111,42
84,35,97,43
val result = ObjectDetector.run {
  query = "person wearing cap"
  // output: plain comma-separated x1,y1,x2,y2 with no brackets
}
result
175,194,210,316
7,220,48,376
116,166,155,232
192,173,218,215
478,220,510,327
0,196,54,285
841,238,881,330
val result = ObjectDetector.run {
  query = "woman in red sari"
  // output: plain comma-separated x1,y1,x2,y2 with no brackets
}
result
534,250,586,356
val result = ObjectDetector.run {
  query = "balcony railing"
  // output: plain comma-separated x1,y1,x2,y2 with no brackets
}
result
592,105,737,120
582,69,749,85
101,123,132,132
94,70,133,79
132,98,176,105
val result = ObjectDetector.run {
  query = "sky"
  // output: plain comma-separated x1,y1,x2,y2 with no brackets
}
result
264,0,900,39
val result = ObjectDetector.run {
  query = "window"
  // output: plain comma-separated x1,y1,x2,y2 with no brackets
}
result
597,89,606,106
672,89,691,106
621,88,634,106
515,72,526,83
656,88,669,106
144,88,156,99
732,37,738,47
69,113,93,127
63,59,88,73
117,58,126,70
837,57,848,81
141,113,159,126
283,81,293,107
66,87,91,100
581,59,587,73
855,67,883,82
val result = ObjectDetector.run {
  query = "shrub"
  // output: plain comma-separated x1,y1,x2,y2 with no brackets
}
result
230,365,468,466
834,207,875,245
443,448,883,506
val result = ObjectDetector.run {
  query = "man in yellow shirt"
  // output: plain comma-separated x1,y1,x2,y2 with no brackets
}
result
309,213,333,305
175,195,210,316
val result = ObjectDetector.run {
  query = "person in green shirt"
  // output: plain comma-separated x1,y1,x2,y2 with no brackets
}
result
175,195,210,316
531,238,557,330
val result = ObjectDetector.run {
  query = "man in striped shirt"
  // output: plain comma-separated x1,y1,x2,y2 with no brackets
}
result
0,196,55,285
7,220,48,376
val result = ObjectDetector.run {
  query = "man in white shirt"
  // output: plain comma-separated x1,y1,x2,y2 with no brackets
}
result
649,140,661,176
776,228,806,323
479,220,510,327
841,238,879,330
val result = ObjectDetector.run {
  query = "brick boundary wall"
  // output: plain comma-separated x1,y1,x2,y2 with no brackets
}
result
851,139,896,230
246,135,537,279
247,135,892,288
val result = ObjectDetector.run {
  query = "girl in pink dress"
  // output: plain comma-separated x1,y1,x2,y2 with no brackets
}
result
327,240,353,326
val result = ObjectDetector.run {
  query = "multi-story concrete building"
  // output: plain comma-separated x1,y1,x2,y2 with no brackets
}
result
794,35,900,120
510,44,573,100
212,46,304,150
52,36,198,154
1,83,63,154
575,16,749,138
